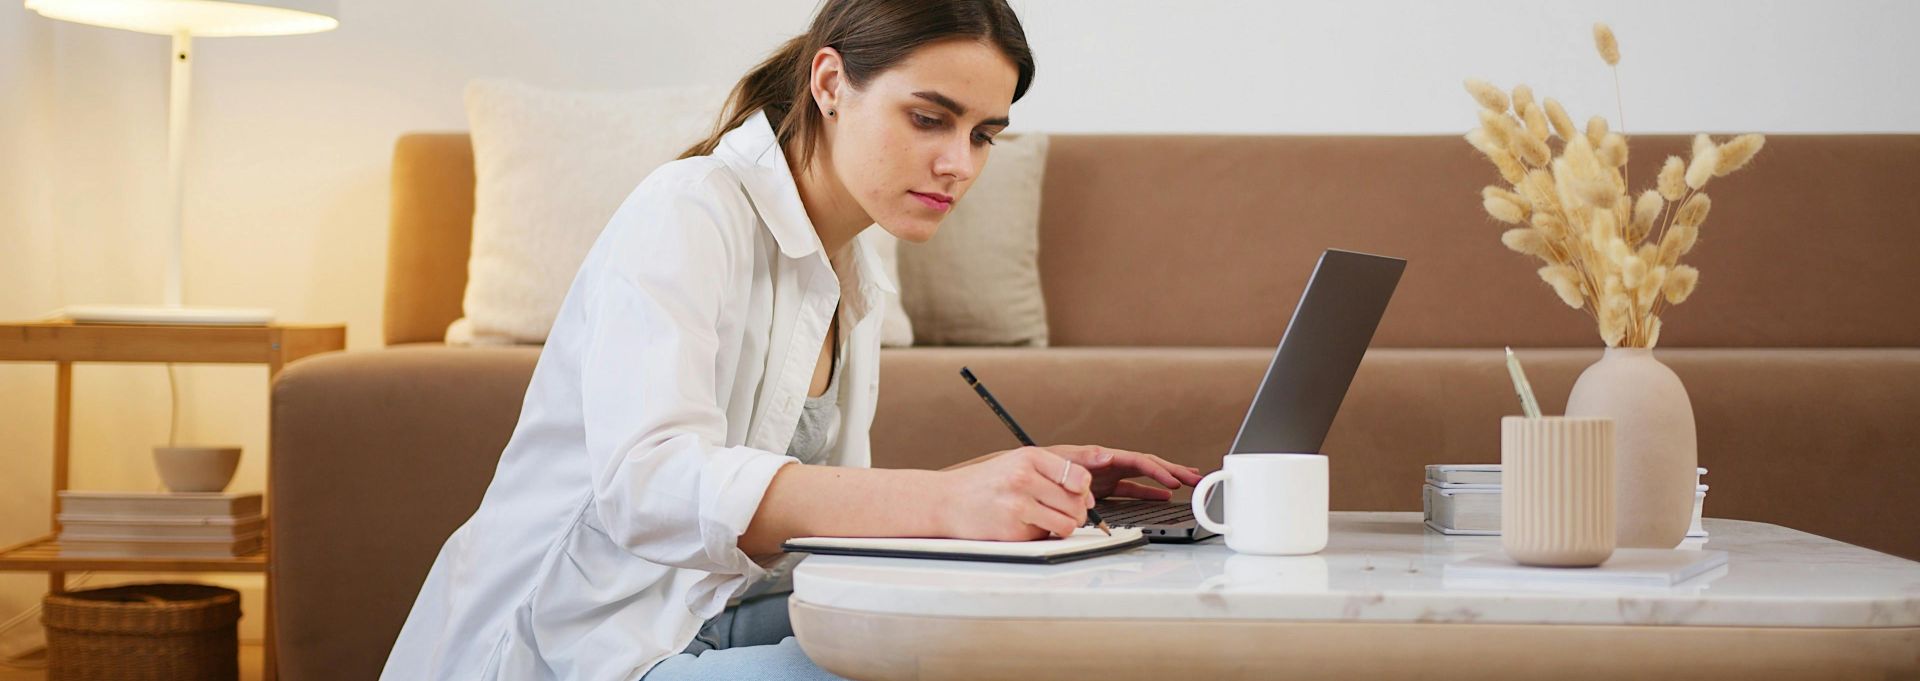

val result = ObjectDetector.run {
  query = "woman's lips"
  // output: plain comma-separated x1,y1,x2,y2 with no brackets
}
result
910,191,952,212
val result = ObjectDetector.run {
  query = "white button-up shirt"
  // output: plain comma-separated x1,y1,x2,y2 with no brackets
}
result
381,108,893,681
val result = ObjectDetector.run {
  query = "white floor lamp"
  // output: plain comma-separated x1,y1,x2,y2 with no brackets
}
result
27,0,339,326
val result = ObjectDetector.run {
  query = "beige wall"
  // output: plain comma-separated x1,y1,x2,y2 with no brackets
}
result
3,0,1917,660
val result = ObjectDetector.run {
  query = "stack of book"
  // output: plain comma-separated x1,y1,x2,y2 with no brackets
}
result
56,491,264,558
1423,465,1707,538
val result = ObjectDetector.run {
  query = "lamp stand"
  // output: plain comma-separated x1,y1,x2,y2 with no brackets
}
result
56,31,274,326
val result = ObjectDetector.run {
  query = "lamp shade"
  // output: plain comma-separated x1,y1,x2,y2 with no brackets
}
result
25,0,338,36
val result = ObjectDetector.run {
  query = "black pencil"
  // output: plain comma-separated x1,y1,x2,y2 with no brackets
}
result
959,367,1113,536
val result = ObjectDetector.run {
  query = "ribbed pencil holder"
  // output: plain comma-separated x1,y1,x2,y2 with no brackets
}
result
1501,416,1616,567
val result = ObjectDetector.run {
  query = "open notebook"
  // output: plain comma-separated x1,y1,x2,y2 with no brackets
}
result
782,527,1148,564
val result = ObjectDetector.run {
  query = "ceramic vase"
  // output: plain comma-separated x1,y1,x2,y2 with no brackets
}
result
1564,347,1697,549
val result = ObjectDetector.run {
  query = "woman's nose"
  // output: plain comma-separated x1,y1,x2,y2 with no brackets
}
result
932,135,973,182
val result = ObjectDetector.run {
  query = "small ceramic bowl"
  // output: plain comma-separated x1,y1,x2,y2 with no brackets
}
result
153,445,242,493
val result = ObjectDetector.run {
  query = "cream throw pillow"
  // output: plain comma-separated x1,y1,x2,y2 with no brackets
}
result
897,134,1050,346
449,80,730,345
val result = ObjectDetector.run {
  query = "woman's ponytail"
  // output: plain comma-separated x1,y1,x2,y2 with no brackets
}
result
678,34,815,162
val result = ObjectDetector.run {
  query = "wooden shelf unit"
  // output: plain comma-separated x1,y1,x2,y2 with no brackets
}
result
0,320,345,681
0,531,269,573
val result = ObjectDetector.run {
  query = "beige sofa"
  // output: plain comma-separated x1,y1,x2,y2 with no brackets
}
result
270,132,1920,681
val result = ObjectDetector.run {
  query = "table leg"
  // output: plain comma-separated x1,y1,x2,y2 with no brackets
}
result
50,361,71,595
263,573,277,681
263,363,279,681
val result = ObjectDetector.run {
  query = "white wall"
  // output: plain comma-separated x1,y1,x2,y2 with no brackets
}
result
2,0,1916,657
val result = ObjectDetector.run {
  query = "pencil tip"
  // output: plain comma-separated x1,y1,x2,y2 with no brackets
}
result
1097,522,1112,536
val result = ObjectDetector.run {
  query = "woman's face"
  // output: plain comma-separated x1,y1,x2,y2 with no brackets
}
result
822,39,1019,244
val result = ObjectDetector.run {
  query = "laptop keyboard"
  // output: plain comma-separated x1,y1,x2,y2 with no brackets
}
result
1092,499,1195,527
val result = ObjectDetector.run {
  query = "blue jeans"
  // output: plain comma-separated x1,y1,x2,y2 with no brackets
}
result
638,592,848,681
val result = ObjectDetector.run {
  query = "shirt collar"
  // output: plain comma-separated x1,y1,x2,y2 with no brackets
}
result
712,108,897,297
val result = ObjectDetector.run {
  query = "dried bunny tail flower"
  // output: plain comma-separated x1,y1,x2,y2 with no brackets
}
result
1598,133,1629,167
1552,158,1583,209
1467,128,1526,183
1484,194,1527,224
1515,130,1552,167
1465,128,1503,156
1484,185,1528,208
1629,190,1662,242
1543,98,1579,141
1479,110,1528,156
1599,290,1630,346
1714,133,1767,176
1538,264,1586,309
1583,202,1617,242
1659,222,1699,265
1562,135,1614,205
1593,23,1621,66
1657,155,1687,201
1489,148,1528,184
1580,172,1621,208
1501,227,1552,259
1531,210,1570,242
1664,265,1700,304
1584,206,1612,246
1512,84,1537,115
1692,134,1716,160
1465,79,1510,113
1646,316,1664,347
1638,265,1669,309
1523,169,1562,215
1676,192,1712,228
1585,116,1610,148
1600,316,1626,347
1607,235,1633,265
1622,254,1647,288
1686,147,1720,190
1520,103,1551,142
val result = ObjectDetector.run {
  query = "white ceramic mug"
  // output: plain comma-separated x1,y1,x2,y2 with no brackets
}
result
1190,453,1329,555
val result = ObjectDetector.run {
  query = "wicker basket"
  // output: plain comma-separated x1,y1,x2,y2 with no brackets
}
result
42,583,240,681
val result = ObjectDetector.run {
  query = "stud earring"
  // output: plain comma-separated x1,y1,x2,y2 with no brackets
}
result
827,109,836,117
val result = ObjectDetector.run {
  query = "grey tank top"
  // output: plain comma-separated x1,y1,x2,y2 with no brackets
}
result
784,323,845,465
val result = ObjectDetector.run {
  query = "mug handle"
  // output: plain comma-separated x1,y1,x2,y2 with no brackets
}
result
1191,470,1231,536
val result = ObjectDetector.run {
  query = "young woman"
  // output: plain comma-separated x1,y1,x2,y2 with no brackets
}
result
382,1,1202,678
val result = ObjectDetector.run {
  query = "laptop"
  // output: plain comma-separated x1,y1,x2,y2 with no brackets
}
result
1093,248,1406,542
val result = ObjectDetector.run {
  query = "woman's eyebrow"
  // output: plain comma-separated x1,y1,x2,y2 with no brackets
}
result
911,90,1011,127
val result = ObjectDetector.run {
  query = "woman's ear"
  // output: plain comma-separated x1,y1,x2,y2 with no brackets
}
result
810,46,846,118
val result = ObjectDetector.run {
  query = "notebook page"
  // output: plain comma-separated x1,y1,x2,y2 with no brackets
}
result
786,527,1144,557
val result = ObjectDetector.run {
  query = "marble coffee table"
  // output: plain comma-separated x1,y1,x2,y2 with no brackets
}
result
789,512,1920,680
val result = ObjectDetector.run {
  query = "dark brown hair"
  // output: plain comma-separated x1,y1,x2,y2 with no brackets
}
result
678,0,1034,168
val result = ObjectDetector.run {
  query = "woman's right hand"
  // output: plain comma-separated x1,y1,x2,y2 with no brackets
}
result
936,446,1096,541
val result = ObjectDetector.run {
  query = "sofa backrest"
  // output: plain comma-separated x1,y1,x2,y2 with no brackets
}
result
387,133,1920,348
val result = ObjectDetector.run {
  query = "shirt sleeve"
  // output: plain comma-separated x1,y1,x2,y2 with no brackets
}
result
574,167,796,598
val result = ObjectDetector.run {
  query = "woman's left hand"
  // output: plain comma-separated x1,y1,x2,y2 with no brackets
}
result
1036,444,1205,501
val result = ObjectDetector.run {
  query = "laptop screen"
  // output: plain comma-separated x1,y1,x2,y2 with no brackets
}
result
1227,249,1406,455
